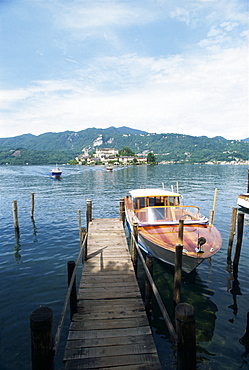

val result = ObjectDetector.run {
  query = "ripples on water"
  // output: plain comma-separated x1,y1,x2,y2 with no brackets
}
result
0,164,248,369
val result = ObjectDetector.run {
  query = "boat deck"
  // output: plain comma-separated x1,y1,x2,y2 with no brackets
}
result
63,218,161,369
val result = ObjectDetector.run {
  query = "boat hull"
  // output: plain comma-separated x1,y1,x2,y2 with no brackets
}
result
138,233,203,273
237,194,249,210
50,166,62,178
50,172,62,178
125,198,222,273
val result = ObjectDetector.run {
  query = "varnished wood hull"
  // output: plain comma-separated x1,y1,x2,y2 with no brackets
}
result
125,198,222,273
138,223,222,273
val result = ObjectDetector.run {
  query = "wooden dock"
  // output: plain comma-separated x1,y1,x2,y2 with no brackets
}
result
63,218,161,369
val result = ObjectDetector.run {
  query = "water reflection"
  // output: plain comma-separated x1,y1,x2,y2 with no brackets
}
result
31,217,38,242
135,256,218,367
14,230,21,261
229,278,242,316
239,312,249,368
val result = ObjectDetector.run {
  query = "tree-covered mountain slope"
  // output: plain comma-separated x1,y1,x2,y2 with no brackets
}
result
0,126,248,165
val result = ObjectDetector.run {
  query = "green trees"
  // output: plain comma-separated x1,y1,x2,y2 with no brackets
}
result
147,152,157,164
118,147,135,156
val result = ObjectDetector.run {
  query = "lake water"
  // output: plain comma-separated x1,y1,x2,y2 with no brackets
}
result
0,164,248,369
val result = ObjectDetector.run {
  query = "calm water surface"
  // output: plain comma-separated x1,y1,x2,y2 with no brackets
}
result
0,164,248,369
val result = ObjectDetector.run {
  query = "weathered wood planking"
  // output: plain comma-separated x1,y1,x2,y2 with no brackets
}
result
63,218,161,369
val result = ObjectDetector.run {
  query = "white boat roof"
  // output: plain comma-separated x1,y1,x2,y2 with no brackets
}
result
128,188,181,198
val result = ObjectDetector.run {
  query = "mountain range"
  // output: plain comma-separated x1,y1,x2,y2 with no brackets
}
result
0,126,248,165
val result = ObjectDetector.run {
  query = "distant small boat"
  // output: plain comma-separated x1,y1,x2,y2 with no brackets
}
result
106,166,113,172
125,188,222,273
237,193,249,210
50,165,62,178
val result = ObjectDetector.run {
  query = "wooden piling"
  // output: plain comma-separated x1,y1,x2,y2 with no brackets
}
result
178,219,184,245
31,192,35,218
227,207,237,262
67,261,77,320
233,212,244,276
86,199,92,229
175,303,196,370
78,210,82,247
174,220,184,307
12,200,20,234
145,254,154,315
174,244,183,307
119,197,125,222
81,227,87,262
210,188,218,225
131,222,138,274
30,307,54,370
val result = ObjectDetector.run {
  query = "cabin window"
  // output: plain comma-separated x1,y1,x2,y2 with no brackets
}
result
139,197,145,208
155,197,165,206
169,196,179,206
134,197,145,209
168,196,180,206
148,197,155,206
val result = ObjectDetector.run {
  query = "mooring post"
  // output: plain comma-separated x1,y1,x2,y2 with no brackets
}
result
174,244,183,307
233,212,244,277
227,207,237,262
81,227,87,262
131,222,138,274
119,198,125,222
178,220,184,245
209,188,218,225
12,200,20,234
30,307,54,370
175,303,196,370
86,199,92,230
67,261,77,320
30,192,35,218
78,210,82,247
145,254,154,316
174,220,184,307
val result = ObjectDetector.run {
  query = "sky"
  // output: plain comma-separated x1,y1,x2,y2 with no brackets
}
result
0,0,248,140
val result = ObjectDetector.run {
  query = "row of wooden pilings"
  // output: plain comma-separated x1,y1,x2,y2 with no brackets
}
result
29,197,247,370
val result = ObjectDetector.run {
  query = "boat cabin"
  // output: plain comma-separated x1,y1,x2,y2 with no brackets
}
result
128,189,181,211
126,188,206,225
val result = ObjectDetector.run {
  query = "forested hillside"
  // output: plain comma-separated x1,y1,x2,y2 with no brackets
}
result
0,126,248,165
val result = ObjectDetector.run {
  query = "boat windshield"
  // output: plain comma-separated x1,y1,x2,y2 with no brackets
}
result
135,206,205,224
132,196,180,210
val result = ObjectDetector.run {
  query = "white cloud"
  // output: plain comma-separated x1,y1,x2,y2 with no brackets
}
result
1,41,248,139
0,0,248,140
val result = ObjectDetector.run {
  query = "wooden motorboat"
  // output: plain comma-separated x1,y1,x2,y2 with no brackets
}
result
125,188,222,273
237,193,249,210
50,165,62,178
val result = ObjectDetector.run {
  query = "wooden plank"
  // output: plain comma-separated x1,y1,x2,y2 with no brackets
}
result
63,218,161,369
65,353,161,369
69,317,149,331
80,277,138,288
65,334,155,350
64,341,158,360
67,326,153,340
76,298,144,310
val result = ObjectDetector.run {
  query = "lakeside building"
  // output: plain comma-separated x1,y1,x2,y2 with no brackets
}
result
75,147,147,165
